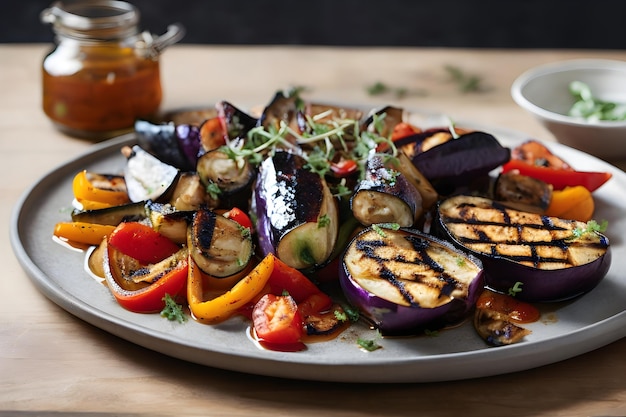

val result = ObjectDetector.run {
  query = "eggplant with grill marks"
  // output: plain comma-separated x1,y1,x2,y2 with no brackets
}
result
340,226,484,335
436,195,611,302
351,155,422,227
188,207,254,278
253,150,338,270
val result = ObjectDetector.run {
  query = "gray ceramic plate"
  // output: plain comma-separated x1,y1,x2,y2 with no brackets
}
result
10,115,626,383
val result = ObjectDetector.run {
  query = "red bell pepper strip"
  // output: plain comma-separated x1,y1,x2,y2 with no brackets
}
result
222,207,253,231
103,242,188,313
252,293,305,348
501,159,612,192
267,257,333,308
108,222,180,265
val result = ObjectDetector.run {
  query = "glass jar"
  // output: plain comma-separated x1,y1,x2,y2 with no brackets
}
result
41,1,184,140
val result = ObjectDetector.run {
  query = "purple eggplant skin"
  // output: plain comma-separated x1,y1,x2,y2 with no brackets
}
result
351,155,422,227
216,101,258,140
134,120,193,171
175,124,202,169
434,195,612,302
411,131,511,194
253,150,338,270
339,227,485,336
257,91,300,131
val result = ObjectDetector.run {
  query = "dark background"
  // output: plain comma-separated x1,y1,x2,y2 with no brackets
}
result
3,0,626,49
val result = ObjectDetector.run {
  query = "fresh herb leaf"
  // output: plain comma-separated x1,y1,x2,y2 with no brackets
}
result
508,281,524,297
569,81,626,121
571,219,608,239
424,329,439,337
317,214,330,228
366,81,427,99
160,294,187,323
445,65,484,93
357,330,382,351
206,182,222,200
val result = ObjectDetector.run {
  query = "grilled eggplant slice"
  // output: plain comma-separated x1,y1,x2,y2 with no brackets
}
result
436,195,611,302
188,207,253,278
351,155,422,227
411,131,510,194
254,150,338,270
474,307,530,346
147,201,194,245
494,171,552,213
340,226,484,335
197,148,256,207
122,145,179,203
168,172,218,211
72,201,148,225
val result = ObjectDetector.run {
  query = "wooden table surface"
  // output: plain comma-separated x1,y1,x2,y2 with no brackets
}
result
1,44,625,416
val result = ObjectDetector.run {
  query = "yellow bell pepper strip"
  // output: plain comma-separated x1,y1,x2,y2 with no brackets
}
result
103,241,188,313
545,185,595,222
53,221,117,246
72,170,130,206
188,253,275,324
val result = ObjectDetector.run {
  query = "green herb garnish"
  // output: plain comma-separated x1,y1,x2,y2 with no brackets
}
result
508,281,524,297
571,219,608,239
372,223,400,237
366,81,427,99
206,182,222,200
445,65,484,93
568,81,626,121
357,331,383,352
160,294,187,323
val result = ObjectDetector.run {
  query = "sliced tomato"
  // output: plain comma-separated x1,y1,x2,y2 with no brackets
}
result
108,221,180,265
475,290,540,324
330,158,358,177
222,207,253,231
252,293,304,345
501,159,612,192
391,122,421,141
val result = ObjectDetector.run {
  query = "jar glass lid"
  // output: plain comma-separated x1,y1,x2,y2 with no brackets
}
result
41,0,140,40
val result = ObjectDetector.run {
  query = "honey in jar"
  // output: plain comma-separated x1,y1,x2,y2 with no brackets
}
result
41,1,184,140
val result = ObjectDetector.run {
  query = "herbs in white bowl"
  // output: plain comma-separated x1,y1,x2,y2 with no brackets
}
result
568,81,626,121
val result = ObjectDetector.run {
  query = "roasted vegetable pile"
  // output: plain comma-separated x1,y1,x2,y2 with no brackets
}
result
53,89,613,349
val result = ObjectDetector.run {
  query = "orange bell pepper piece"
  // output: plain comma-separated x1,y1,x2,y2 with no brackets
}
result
53,221,117,246
72,170,130,206
545,185,595,222
188,253,275,324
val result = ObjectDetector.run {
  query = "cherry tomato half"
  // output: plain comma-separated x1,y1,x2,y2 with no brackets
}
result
252,293,304,345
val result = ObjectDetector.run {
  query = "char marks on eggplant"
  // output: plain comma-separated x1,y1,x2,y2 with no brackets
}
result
254,150,338,270
351,154,422,227
438,195,609,270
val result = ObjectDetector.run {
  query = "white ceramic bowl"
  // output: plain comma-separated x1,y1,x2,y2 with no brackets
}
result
511,59,626,161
